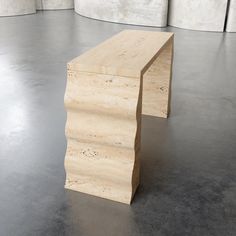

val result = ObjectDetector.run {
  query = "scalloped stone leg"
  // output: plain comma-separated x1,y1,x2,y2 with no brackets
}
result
64,71,142,204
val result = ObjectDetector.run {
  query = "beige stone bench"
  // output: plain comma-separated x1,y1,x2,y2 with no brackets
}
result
64,30,174,204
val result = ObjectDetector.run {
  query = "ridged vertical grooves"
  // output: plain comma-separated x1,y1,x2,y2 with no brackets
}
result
64,69,141,204
131,74,143,201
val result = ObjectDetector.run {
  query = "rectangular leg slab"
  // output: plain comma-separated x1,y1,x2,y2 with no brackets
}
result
142,39,174,118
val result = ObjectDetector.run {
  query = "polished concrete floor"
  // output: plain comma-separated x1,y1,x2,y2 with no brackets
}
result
0,10,236,236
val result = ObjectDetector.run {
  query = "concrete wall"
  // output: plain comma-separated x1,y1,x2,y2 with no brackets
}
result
74,0,168,27
0,0,36,16
168,0,228,32
226,0,236,32
36,0,74,10
0,0,234,32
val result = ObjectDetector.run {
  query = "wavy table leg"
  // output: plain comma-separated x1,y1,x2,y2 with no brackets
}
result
64,30,174,204
64,71,142,204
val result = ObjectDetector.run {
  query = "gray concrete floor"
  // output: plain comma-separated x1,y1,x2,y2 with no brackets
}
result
0,10,236,236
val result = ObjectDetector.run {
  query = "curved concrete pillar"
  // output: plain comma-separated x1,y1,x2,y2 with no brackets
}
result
36,0,74,10
0,0,36,16
226,0,236,32
75,0,168,27
168,0,228,32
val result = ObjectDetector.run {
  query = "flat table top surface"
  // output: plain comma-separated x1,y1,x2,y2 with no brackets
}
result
68,30,173,77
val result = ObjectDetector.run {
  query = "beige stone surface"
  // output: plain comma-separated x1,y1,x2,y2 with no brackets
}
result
64,30,174,204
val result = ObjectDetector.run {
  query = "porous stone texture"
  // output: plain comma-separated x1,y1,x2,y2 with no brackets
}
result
168,0,228,32
226,0,236,32
75,0,168,27
0,0,36,16
36,0,74,10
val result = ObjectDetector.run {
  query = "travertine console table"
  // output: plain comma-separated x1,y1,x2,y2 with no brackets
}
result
64,30,174,204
